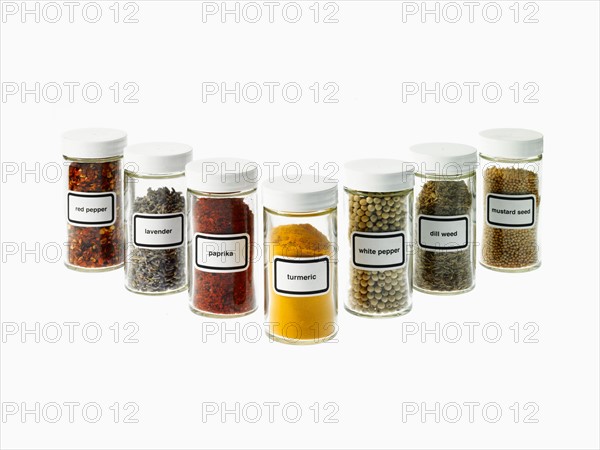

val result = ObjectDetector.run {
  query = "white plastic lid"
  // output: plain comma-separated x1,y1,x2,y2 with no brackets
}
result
479,128,543,159
344,159,414,193
62,128,127,159
408,143,478,176
186,158,258,193
262,175,338,213
124,142,193,175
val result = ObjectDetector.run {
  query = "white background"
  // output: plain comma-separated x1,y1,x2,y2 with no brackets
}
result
1,1,599,449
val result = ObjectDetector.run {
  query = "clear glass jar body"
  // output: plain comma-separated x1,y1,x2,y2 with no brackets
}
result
345,189,413,317
480,155,542,272
64,155,124,271
124,171,187,294
188,189,257,316
264,208,338,344
413,172,476,294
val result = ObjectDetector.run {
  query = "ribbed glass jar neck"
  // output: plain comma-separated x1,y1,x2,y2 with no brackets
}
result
264,206,336,218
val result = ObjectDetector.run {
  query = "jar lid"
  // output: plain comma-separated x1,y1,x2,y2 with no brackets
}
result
62,128,127,159
479,128,543,159
262,175,338,213
344,159,414,193
408,143,478,176
125,142,193,175
186,157,258,193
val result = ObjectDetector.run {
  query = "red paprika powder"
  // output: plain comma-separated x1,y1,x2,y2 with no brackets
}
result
186,158,258,317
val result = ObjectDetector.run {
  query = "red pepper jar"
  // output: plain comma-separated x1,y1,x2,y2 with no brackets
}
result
186,158,258,317
63,128,127,271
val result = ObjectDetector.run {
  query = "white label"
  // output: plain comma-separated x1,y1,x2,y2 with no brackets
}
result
274,256,330,296
67,191,116,227
133,213,184,249
351,232,405,270
418,215,469,251
194,233,249,273
486,194,536,229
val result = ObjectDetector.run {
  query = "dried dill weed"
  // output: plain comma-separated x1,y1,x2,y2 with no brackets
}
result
124,143,193,295
410,143,477,295
479,129,543,272
344,159,414,317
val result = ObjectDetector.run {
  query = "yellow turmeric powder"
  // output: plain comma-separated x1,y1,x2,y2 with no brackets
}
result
266,223,337,343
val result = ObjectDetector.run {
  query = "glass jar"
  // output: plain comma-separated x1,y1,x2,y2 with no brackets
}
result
409,143,477,295
63,128,127,271
479,128,543,272
186,158,258,317
124,142,193,294
262,175,338,344
344,159,413,317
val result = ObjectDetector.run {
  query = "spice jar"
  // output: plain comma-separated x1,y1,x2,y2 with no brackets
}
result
124,143,193,295
63,128,127,271
479,128,543,272
263,176,338,344
344,159,414,317
186,158,258,316
409,143,477,295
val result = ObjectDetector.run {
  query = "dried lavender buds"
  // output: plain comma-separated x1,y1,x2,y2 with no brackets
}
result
125,187,186,294
482,167,540,269
415,180,474,293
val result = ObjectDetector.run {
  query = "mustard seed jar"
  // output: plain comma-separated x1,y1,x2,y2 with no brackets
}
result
344,159,414,317
479,129,543,272
124,143,193,295
63,128,127,271
409,143,477,295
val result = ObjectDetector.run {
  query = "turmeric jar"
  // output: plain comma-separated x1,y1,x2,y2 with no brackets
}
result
262,175,338,344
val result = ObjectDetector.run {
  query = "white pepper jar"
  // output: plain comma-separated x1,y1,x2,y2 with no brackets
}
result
343,159,414,317
479,128,543,272
124,143,193,295
409,143,477,295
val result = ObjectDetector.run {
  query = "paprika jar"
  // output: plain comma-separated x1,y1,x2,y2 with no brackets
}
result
124,142,193,295
409,143,477,295
63,128,127,271
186,158,258,317
262,175,338,344
344,159,414,317
479,128,543,272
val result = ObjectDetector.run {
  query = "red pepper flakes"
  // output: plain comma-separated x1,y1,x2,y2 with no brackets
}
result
192,197,255,314
67,161,124,269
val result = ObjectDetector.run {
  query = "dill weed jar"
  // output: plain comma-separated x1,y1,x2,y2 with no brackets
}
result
480,128,543,272
409,143,477,295
186,158,258,317
344,159,413,317
63,128,126,271
262,176,338,344
124,143,193,295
